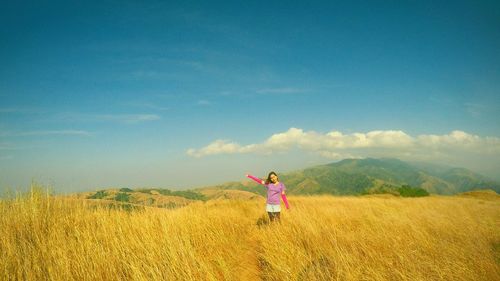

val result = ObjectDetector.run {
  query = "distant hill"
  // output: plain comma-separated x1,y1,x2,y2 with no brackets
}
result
196,158,500,196
197,188,264,201
70,158,499,207
67,188,206,209
457,189,500,200
66,187,263,209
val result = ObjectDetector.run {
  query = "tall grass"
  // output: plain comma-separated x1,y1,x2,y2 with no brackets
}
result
1,186,499,280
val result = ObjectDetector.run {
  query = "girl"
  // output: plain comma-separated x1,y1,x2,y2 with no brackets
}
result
246,171,290,222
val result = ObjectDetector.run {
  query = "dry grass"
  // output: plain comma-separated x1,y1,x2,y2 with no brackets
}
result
1,187,499,280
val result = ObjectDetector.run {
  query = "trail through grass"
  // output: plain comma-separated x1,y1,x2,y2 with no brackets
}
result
1,188,499,280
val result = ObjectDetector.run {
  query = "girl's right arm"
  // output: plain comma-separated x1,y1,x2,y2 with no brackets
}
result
246,174,265,185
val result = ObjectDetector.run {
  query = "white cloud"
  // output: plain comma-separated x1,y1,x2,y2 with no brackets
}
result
418,130,482,147
123,102,169,111
256,88,307,95
0,130,93,137
179,60,204,71
94,114,160,123
464,102,487,118
55,113,161,124
0,107,42,114
132,70,176,79
0,142,15,150
197,100,212,106
187,140,241,157
187,128,500,160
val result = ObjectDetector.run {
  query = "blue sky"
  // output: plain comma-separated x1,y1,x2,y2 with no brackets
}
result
1,1,500,192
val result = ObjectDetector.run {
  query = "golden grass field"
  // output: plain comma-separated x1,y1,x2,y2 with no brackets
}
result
1,187,499,281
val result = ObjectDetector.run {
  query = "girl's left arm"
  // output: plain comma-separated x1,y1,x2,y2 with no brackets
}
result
281,191,290,209
281,190,290,209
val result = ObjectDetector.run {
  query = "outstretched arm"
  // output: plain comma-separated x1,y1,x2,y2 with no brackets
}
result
281,192,290,209
246,174,265,185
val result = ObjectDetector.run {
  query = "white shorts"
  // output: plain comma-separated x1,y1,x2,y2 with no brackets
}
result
266,204,281,213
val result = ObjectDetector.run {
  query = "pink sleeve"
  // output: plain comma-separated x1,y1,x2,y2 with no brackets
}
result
281,193,290,209
246,174,263,184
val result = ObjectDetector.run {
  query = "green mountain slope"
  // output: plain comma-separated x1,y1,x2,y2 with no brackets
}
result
78,158,499,204
198,158,500,195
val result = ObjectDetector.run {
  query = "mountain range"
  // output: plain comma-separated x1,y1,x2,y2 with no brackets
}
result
196,158,500,196
76,158,499,208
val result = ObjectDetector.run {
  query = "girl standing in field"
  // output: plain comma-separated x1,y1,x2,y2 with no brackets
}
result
246,171,290,222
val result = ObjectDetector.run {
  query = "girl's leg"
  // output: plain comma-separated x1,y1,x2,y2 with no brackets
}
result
267,212,281,222
267,212,275,222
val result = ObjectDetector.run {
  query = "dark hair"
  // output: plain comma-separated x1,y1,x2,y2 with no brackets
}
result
265,171,278,185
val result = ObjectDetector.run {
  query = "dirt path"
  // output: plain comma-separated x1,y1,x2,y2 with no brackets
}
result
238,227,263,281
